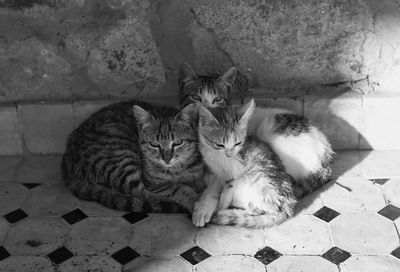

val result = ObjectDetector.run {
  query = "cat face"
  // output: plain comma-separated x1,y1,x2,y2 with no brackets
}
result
198,99,255,158
179,63,237,109
133,104,198,168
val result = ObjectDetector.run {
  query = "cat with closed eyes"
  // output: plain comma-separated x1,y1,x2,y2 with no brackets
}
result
194,99,301,228
62,101,204,213
179,63,335,226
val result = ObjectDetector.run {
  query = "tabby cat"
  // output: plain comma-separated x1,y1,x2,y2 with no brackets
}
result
62,101,204,213
179,63,335,196
193,99,300,228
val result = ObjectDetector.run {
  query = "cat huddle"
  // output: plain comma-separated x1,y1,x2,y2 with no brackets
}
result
62,63,334,229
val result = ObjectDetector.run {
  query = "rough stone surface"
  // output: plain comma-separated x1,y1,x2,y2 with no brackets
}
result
67,217,132,255
129,215,196,257
0,256,54,272
0,0,165,102
1,0,400,103
4,218,69,255
58,256,122,272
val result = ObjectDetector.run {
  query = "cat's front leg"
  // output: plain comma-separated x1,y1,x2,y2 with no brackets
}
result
218,179,235,210
143,184,199,213
192,173,224,227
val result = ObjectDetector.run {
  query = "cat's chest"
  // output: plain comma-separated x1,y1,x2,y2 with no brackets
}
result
201,148,244,180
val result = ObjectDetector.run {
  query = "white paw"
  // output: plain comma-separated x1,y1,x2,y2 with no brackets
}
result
192,198,218,227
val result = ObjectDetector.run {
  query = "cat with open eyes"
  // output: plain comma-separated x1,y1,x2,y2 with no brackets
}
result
179,63,335,227
194,99,301,228
62,101,204,213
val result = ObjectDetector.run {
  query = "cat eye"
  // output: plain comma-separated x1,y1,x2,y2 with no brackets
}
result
149,142,160,148
190,94,202,102
215,143,225,149
213,97,224,103
234,141,242,146
172,140,184,147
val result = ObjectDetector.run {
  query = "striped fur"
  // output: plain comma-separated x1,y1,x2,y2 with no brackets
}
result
62,101,204,213
197,100,299,228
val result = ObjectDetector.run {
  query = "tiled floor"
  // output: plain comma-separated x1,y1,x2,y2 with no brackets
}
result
0,151,400,272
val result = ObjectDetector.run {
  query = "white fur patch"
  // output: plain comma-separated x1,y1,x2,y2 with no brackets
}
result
250,107,331,181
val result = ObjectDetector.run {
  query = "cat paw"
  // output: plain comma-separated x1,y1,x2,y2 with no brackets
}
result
192,198,218,227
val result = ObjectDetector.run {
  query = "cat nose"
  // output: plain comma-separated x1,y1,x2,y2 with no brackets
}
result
225,149,234,157
161,150,173,163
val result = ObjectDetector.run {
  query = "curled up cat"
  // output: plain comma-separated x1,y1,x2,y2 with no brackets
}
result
62,101,204,213
193,99,301,228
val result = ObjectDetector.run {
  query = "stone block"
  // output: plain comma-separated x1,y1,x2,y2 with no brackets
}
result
265,215,332,255
0,106,23,154
129,215,196,257
359,150,400,178
19,103,74,154
0,256,54,272
360,93,400,149
341,255,400,272
125,257,192,272
58,256,122,272
67,217,131,255
196,256,264,272
16,155,63,182
268,256,338,272
4,217,69,255
197,225,265,255
305,90,362,150
0,156,23,182
72,100,115,128
330,214,398,254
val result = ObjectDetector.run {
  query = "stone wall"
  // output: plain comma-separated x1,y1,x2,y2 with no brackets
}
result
0,0,400,103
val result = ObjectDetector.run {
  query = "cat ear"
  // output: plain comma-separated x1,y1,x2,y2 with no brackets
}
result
237,99,255,126
217,66,237,87
132,105,154,127
175,103,198,123
198,105,218,127
179,62,197,85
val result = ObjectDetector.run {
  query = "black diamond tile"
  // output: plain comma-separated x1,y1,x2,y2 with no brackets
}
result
122,212,148,224
111,246,140,265
378,204,400,221
180,246,211,265
322,247,351,265
22,183,42,189
313,206,340,222
391,246,400,260
62,209,88,225
47,247,73,265
4,208,28,224
0,247,11,262
369,178,390,185
254,246,282,265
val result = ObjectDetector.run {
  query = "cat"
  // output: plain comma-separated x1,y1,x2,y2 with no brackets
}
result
178,62,244,108
193,99,300,228
179,62,335,197
61,101,204,213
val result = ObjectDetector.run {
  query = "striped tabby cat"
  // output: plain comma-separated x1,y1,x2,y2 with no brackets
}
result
62,101,204,213
194,99,300,228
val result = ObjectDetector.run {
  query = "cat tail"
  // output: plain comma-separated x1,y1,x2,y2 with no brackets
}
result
66,179,147,212
210,208,292,229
